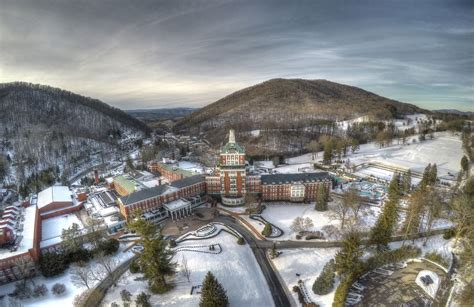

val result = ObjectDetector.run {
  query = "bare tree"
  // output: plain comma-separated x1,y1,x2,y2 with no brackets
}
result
290,217,314,233
71,264,94,289
14,257,35,286
95,253,119,286
330,200,351,230
181,255,191,283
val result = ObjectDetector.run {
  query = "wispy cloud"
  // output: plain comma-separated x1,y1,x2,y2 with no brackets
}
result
0,0,472,111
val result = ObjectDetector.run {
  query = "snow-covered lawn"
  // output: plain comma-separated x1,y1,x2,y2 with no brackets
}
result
0,244,135,307
287,132,463,181
243,203,378,240
102,232,274,307
272,248,339,307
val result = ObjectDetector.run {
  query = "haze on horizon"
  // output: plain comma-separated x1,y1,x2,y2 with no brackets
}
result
0,0,473,112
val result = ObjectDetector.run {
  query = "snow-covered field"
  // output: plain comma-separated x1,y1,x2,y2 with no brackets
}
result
390,234,454,265
0,244,135,307
272,248,339,307
243,203,378,240
288,132,463,181
102,232,274,307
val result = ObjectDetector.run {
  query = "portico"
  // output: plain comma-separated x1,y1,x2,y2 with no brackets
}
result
164,198,193,220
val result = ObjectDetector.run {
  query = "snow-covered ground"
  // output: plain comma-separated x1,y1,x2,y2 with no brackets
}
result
102,232,274,307
287,132,463,181
390,234,454,265
243,203,378,240
273,163,319,174
272,248,339,307
0,244,135,307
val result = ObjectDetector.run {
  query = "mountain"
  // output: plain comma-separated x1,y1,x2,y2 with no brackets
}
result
174,78,427,155
434,109,474,116
0,82,150,186
126,107,198,122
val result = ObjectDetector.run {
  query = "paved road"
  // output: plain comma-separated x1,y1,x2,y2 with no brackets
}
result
215,216,293,307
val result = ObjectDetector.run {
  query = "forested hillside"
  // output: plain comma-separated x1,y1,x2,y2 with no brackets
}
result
0,82,149,188
175,78,428,156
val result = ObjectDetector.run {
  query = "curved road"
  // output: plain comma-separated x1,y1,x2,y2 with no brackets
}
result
215,215,292,307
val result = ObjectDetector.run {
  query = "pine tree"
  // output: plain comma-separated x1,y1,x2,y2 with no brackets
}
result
370,175,400,250
461,155,469,173
315,186,328,211
323,139,333,165
312,259,336,295
420,163,432,188
429,163,437,185
200,271,229,307
402,170,412,194
335,232,362,275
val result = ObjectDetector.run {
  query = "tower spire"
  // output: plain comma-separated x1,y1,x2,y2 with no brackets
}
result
229,129,236,143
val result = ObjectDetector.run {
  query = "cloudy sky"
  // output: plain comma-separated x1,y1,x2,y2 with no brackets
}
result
0,0,472,111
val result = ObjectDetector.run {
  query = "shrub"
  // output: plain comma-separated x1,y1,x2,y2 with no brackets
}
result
52,283,66,296
443,228,455,240
39,252,69,277
333,273,357,307
135,292,151,307
425,251,449,268
364,245,421,271
98,238,120,255
312,259,335,295
292,285,305,305
120,289,132,303
236,237,245,245
110,303,119,307
261,223,272,237
33,284,48,298
129,260,141,273
13,283,32,299
68,248,92,263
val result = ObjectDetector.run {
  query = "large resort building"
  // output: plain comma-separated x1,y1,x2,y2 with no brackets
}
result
117,129,332,219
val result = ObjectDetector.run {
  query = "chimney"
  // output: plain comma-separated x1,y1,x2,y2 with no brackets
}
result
229,129,236,143
94,169,99,185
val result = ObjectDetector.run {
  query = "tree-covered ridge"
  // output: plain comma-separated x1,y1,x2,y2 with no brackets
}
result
0,82,150,136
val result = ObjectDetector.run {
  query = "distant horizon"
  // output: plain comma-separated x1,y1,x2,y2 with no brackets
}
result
1,1,472,111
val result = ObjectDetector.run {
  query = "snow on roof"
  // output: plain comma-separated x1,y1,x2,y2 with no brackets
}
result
163,198,191,211
40,213,83,248
0,205,37,260
37,186,73,209
99,206,119,217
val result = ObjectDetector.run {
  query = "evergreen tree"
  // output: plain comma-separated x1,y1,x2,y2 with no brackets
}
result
370,175,400,250
135,292,151,307
334,232,362,275
402,170,412,194
312,259,336,295
323,139,333,165
401,188,425,243
420,163,432,188
200,271,229,307
261,223,272,237
461,155,468,172
315,186,328,211
429,163,437,185
130,219,176,293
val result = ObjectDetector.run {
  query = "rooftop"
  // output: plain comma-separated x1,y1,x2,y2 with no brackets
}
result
260,172,331,185
170,175,205,189
113,175,137,194
157,162,195,177
164,198,191,211
0,205,37,260
119,185,178,206
37,186,73,209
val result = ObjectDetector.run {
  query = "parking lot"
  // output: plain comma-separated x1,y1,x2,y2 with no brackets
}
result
354,260,450,306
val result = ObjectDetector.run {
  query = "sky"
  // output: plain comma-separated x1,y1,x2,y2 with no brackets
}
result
0,0,473,111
